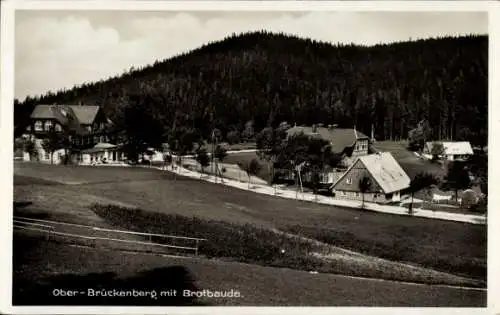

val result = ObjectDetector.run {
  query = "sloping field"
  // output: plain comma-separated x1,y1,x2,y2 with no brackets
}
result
223,141,446,182
13,233,485,306
373,141,445,179
13,162,486,282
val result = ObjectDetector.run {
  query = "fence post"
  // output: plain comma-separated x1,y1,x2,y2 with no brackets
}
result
195,239,199,256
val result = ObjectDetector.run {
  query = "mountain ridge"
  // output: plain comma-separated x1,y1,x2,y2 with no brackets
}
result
14,31,488,145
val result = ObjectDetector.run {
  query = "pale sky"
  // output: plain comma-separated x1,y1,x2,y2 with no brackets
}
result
15,10,488,101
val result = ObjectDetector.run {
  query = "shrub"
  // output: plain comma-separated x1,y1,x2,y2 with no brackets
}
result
461,189,479,210
285,224,485,280
89,204,485,286
90,204,315,266
226,131,241,145
470,196,487,214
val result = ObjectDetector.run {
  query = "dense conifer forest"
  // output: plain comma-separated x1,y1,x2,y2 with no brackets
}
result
14,31,488,146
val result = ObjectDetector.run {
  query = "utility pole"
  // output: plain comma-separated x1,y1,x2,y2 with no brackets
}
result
210,110,216,183
211,129,216,183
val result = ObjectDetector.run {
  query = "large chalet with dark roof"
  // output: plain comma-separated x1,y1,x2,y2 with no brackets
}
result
276,124,371,186
285,124,370,162
23,104,120,164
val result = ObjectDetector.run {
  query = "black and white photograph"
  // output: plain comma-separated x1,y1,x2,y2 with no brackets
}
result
2,0,497,313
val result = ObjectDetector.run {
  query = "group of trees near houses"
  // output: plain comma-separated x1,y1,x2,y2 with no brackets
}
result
14,31,487,148
256,123,343,196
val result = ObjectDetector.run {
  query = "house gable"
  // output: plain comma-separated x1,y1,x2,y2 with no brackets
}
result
66,105,101,125
331,152,410,194
331,159,383,193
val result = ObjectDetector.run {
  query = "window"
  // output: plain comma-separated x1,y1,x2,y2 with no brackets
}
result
346,178,352,185
34,121,43,131
355,192,359,197
55,124,62,132
45,120,52,131
321,173,328,183
44,151,50,160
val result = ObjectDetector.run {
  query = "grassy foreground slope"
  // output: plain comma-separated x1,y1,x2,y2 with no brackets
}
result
13,233,485,306
14,163,486,281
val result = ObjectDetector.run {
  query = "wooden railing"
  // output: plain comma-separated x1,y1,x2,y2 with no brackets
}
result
13,216,207,256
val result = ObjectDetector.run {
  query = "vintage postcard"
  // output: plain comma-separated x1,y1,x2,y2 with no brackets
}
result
1,1,497,314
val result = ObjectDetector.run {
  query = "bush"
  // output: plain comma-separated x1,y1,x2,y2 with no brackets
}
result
285,225,485,280
461,189,479,210
226,131,241,145
89,204,485,286
470,196,487,214
90,204,315,266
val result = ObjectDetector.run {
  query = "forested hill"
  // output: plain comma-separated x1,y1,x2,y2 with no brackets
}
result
14,31,488,145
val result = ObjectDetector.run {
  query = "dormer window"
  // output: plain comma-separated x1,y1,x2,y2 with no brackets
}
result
45,120,53,131
55,124,62,132
346,178,352,185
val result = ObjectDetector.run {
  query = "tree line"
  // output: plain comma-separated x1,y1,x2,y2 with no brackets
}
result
14,31,487,148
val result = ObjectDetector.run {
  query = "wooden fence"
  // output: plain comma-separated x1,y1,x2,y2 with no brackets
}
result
13,216,207,256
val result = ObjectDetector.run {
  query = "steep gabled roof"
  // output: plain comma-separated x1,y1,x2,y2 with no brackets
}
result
30,104,102,135
66,105,100,125
286,126,368,152
331,152,410,194
31,104,100,125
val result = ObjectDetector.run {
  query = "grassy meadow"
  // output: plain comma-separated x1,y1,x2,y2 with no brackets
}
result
14,162,486,283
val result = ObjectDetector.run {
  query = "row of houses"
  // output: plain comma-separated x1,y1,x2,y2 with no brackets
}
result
19,104,475,205
280,124,410,203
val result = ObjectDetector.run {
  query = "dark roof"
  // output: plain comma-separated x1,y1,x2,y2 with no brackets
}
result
286,126,368,152
30,104,102,135
67,105,100,125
